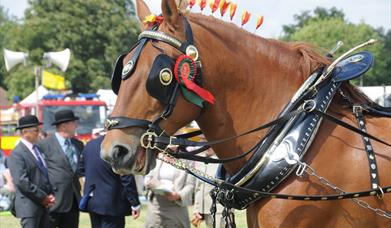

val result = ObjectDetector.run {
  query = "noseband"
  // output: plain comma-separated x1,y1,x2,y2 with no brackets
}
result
105,17,204,146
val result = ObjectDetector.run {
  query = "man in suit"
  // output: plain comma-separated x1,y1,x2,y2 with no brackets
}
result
38,110,84,228
78,133,141,228
8,115,55,228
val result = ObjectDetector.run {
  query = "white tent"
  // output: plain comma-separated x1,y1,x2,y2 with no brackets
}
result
96,89,117,112
20,85,49,105
359,86,391,106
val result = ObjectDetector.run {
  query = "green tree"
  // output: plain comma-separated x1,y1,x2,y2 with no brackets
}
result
0,6,21,89
2,0,139,99
282,7,345,40
286,17,388,85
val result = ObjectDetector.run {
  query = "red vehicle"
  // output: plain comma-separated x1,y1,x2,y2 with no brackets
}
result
0,95,107,155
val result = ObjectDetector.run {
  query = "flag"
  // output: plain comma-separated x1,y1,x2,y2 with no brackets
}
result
199,0,207,11
210,0,220,13
42,70,66,90
241,10,251,26
220,0,230,17
256,15,264,30
189,0,196,9
229,3,237,20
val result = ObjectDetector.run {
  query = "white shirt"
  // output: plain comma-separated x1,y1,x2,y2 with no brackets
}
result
20,138,47,167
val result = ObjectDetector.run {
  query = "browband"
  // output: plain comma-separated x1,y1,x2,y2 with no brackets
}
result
139,31,182,49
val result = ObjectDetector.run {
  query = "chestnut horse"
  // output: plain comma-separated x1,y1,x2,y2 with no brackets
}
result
101,0,391,227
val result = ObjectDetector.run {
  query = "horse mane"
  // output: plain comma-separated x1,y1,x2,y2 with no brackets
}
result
186,12,375,107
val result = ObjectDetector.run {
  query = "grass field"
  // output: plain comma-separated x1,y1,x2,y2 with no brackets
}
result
0,205,248,227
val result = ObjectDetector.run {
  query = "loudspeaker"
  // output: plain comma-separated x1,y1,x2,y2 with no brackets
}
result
3,49,28,71
43,48,71,72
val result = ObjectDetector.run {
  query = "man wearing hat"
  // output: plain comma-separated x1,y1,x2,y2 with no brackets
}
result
8,115,55,228
38,110,84,228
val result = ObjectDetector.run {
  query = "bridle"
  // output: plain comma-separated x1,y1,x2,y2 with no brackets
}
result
105,15,204,146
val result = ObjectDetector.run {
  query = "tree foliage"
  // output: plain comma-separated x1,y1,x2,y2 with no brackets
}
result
281,8,390,86
282,7,345,41
1,0,139,99
0,6,20,89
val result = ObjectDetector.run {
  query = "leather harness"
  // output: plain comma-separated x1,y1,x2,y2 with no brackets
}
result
105,16,391,219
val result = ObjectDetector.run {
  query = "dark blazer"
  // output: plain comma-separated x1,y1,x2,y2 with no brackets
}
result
78,136,140,216
38,135,84,213
8,142,52,218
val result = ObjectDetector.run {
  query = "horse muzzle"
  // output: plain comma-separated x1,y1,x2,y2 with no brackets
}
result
100,143,157,175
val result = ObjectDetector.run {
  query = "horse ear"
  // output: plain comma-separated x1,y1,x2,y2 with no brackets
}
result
162,0,181,28
134,0,151,30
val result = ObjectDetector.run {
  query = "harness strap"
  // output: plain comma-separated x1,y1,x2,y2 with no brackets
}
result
353,105,380,190
150,106,391,166
155,108,305,148
185,168,391,202
122,38,149,80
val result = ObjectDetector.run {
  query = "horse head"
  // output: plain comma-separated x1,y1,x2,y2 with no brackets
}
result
101,0,205,175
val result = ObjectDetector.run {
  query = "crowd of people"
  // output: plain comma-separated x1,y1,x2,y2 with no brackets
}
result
0,110,226,228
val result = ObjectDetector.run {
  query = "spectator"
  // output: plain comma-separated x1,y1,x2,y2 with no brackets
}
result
78,134,141,228
38,110,84,228
8,115,55,227
144,154,195,228
192,148,225,228
0,158,15,211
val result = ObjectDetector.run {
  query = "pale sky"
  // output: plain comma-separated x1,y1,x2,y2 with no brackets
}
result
1,0,390,38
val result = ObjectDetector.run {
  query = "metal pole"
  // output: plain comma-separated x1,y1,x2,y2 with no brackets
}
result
35,66,41,117
383,84,386,106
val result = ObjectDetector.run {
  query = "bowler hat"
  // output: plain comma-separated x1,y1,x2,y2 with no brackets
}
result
52,109,79,125
16,115,42,130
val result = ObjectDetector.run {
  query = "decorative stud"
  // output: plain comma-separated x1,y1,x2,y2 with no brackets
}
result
304,197,310,200
186,45,199,61
354,194,360,198
122,60,134,77
387,188,391,192
370,191,377,196
321,197,328,200
159,68,173,85
338,196,344,199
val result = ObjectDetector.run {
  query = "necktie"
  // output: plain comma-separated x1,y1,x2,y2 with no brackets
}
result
32,145,49,178
65,139,77,172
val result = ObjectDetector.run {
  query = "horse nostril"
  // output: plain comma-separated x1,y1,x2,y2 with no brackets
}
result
112,145,129,160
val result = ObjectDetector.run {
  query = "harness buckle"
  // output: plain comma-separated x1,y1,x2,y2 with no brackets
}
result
296,162,307,177
377,186,385,200
140,131,158,149
167,136,179,149
302,100,316,112
353,105,363,114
